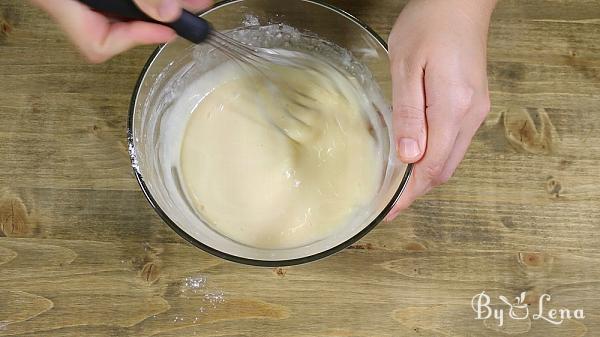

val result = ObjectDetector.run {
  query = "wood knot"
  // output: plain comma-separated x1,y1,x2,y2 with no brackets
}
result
140,262,160,284
500,216,515,228
559,159,572,170
0,8,21,43
273,267,287,277
143,242,163,256
518,252,545,267
1,22,11,34
503,107,558,155
0,196,30,237
523,291,541,305
404,242,427,251
545,176,562,197
138,243,163,284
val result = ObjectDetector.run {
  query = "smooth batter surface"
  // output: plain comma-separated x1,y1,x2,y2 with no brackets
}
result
180,54,381,249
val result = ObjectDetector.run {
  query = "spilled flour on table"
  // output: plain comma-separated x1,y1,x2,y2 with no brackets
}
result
182,275,207,294
204,291,225,307
167,274,226,325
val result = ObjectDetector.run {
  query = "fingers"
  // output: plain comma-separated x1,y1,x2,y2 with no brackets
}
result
385,129,460,220
421,60,486,184
34,0,175,63
391,57,427,163
435,130,473,186
181,0,213,12
386,87,490,221
386,71,474,220
32,0,214,63
91,21,177,62
384,169,423,221
133,0,181,22
439,97,490,180
132,0,213,21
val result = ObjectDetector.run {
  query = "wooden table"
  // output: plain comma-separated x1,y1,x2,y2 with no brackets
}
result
1,0,599,336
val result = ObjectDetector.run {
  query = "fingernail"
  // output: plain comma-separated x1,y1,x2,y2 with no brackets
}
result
398,138,420,160
158,0,180,21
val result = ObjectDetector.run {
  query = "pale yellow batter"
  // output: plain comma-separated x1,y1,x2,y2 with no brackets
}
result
180,55,381,249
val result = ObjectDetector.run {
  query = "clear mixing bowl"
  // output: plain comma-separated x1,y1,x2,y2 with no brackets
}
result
128,0,412,266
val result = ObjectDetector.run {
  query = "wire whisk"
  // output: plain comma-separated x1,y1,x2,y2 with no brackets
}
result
77,0,327,139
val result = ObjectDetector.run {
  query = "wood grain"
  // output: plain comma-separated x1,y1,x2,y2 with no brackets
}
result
1,0,600,336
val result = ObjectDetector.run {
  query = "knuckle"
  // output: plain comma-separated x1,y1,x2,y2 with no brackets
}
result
83,52,106,64
435,168,454,186
82,46,109,64
469,96,491,128
134,0,170,21
449,86,476,116
422,161,446,185
395,105,425,123
390,55,421,79
390,56,410,77
393,106,426,138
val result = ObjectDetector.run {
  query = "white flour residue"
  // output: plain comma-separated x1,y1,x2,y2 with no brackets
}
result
181,275,207,294
243,14,260,26
128,134,140,174
168,274,225,325
204,291,225,307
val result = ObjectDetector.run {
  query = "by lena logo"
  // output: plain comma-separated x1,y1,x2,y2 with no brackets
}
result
471,291,585,327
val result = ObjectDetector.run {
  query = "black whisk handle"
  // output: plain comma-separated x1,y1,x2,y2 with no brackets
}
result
76,0,211,44
171,10,211,44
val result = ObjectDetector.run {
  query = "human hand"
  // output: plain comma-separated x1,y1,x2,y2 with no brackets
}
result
30,0,212,63
386,0,496,220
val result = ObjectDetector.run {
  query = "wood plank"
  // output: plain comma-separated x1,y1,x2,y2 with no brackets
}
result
1,0,599,335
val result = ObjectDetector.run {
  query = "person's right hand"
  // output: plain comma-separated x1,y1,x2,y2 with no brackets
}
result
30,0,212,63
385,0,495,220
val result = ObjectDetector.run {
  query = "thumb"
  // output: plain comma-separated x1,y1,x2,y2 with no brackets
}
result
133,0,182,22
391,59,427,163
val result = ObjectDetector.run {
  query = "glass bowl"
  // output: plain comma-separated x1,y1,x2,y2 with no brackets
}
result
128,0,412,266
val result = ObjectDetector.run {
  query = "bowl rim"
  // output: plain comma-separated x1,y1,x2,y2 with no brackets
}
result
127,0,414,267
